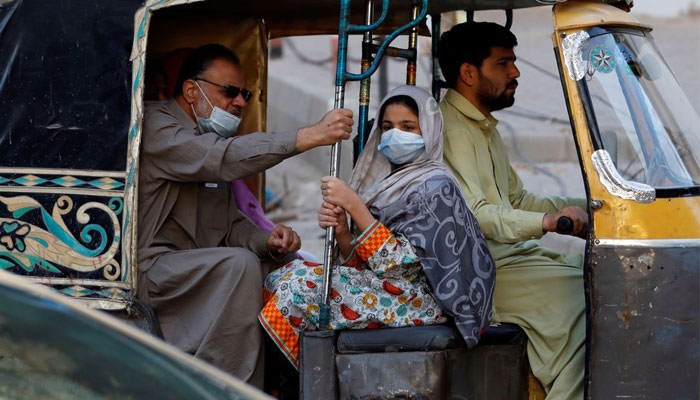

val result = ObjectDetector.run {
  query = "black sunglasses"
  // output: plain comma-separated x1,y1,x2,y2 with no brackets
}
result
195,78,253,102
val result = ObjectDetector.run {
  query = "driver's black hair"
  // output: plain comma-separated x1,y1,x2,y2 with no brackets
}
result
438,22,517,88
174,44,241,96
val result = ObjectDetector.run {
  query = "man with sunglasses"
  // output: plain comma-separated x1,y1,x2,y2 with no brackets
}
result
137,44,353,387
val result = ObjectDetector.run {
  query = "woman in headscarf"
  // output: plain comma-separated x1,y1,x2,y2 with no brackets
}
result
259,86,495,368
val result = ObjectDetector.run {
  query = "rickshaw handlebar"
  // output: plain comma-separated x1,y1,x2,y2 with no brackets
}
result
339,0,429,84
557,216,574,235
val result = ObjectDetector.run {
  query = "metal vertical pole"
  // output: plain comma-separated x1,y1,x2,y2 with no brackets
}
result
406,0,419,85
378,35,389,101
317,0,429,329
431,13,442,101
354,0,374,162
319,0,351,329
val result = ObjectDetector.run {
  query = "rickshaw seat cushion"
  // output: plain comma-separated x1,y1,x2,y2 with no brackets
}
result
336,323,525,354
479,323,526,346
336,325,463,353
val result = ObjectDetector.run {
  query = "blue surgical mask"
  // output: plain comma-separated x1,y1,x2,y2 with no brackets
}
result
377,128,425,165
192,81,241,138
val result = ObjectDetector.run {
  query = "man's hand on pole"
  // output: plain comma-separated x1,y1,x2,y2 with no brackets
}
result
295,108,354,152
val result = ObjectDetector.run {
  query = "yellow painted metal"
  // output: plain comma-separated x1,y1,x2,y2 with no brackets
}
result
528,372,546,400
553,0,650,31
552,2,700,240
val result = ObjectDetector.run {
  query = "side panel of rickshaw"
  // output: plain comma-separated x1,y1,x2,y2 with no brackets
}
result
552,2,700,398
0,0,144,309
0,0,272,310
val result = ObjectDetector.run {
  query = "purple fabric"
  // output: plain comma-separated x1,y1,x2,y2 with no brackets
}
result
231,179,276,232
231,180,317,262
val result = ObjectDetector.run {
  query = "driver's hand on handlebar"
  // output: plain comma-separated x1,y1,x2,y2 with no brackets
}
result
542,206,588,238
295,109,354,152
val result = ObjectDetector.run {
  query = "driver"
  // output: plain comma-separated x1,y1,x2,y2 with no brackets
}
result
438,22,588,399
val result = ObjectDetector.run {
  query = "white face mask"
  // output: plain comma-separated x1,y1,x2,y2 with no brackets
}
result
377,128,425,165
191,81,241,138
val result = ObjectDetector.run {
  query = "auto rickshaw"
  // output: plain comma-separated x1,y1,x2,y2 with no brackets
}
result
0,0,697,399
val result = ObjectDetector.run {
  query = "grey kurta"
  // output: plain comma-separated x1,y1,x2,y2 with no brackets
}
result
137,99,298,386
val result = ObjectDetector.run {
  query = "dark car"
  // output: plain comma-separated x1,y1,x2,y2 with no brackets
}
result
0,270,271,400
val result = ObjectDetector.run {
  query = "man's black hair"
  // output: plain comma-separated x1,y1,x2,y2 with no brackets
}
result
174,44,240,96
437,22,517,88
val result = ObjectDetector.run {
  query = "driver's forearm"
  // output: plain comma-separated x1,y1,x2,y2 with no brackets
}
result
513,190,586,214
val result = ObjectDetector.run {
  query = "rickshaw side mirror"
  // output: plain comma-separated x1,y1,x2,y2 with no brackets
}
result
591,149,656,203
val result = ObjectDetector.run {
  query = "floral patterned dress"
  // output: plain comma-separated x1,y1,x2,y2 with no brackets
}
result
258,219,446,368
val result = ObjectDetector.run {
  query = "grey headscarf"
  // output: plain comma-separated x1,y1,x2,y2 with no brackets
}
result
349,85,445,206
349,85,495,347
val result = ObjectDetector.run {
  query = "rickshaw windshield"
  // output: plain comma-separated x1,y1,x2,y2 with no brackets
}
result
580,28,700,192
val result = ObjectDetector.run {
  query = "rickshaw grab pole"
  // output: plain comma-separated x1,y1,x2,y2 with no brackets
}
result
354,0,375,163
319,0,429,329
406,0,419,85
319,0,352,329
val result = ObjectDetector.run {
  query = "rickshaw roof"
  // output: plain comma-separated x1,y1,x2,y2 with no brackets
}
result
152,0,630,37
0,0,631,173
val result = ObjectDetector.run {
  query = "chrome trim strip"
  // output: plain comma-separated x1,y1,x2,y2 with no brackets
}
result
562,30,589,81
73,298,129,310
592,149,656,203
594,238,700,248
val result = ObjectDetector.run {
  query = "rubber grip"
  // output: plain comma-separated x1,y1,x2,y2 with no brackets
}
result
557,216,574,235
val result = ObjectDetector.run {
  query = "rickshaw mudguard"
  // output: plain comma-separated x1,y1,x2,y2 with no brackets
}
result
553,2,700,398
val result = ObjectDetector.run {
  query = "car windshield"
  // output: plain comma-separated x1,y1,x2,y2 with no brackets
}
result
580,28,700,190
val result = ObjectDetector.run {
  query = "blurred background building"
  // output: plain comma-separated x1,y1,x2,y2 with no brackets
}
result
263,2,700,258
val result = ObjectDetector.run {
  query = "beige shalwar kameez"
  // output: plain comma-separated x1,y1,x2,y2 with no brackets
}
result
137,99,298,387
440,89,587,400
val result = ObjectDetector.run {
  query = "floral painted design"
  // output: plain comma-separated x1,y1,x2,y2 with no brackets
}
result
259,220,446,368
0,221,30,252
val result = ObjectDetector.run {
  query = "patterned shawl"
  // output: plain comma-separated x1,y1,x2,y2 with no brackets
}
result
348,86,495,347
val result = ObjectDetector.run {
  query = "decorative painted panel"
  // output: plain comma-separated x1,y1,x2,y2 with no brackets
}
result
0,170,129,305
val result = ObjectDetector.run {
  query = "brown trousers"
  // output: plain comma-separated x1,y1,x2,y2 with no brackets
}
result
146,247,280,388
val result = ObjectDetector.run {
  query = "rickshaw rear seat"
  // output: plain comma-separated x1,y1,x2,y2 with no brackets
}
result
335,323,524,354
336,324,462,353
300,323,529,399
